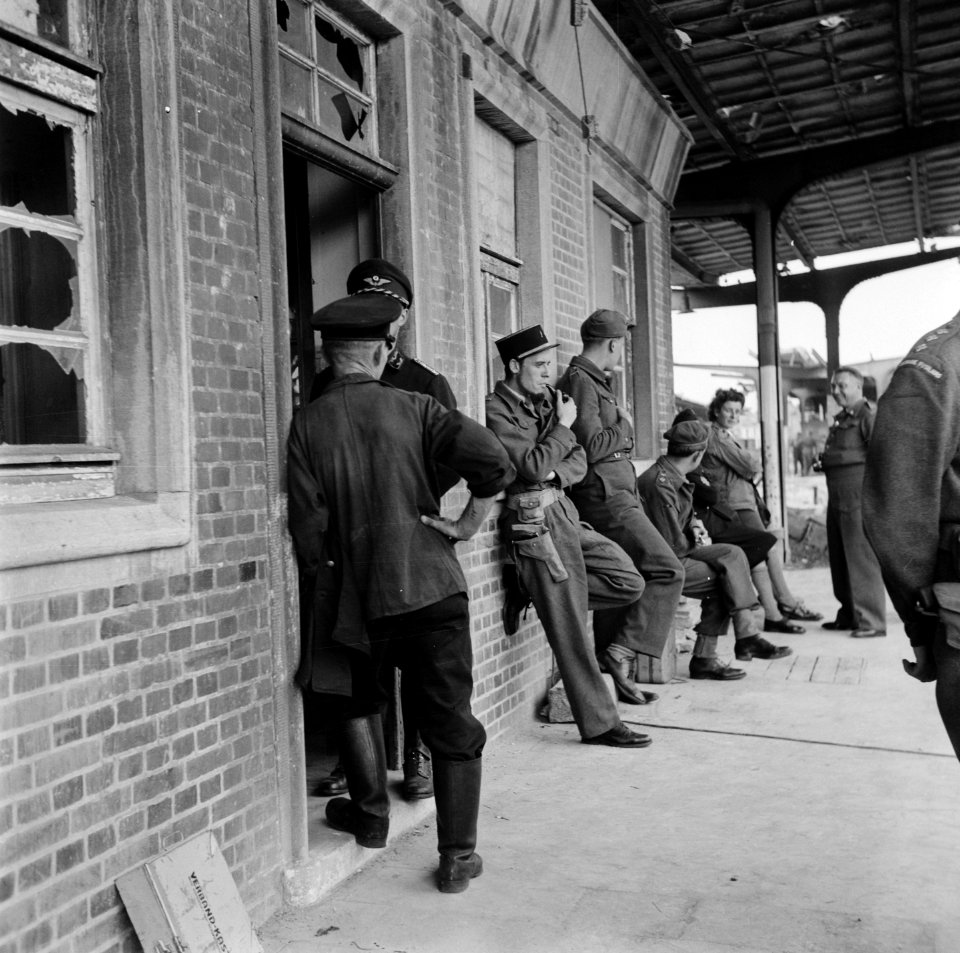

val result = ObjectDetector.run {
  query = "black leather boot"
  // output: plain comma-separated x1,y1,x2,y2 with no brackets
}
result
402,744,434,800
501,564,530,636
433,757,483,893
325,715,390,848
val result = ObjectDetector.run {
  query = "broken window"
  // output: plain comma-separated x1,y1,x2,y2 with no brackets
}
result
0,98,89,446
0,0,72,48
1,37,109,500
277,2,377,157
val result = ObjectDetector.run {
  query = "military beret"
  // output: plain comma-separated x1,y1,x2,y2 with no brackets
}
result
495,325,558,365
580,308,632,340
664,419,709,452
346,258,413,307
672,408,700,425
310,293,403,339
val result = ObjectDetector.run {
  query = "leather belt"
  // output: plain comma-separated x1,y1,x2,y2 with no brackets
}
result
595,451,629,464
505,485,562,511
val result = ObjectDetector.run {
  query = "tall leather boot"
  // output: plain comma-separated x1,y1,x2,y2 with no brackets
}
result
433,757,483,893
325,715,390,848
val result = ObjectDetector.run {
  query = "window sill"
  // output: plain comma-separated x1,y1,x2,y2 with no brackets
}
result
0,491,190,571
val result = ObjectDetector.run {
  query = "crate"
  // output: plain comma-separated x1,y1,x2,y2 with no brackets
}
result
116,832,263,953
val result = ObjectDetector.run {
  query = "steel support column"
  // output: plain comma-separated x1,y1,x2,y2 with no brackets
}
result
751,205,785,532
824,301,842,382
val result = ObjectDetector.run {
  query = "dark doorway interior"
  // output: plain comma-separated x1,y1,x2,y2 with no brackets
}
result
282,148,379,796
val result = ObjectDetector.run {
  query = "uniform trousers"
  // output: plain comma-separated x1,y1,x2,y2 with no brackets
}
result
677,544,764,655
503,494,644,739
825,467,886,631
571,480,684,659
334,594,486,762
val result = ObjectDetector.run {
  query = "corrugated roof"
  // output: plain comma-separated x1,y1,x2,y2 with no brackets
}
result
594,0,960,284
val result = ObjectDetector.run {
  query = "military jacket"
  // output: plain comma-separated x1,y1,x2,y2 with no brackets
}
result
556,354,636,499
637,456,696,558
288,374,514,654
311,350,460,494
485,381,587,494
821,398,874,472
864,316,960,644
699,423,759,510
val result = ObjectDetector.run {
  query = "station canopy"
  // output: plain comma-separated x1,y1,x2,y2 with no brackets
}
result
593,0,960,288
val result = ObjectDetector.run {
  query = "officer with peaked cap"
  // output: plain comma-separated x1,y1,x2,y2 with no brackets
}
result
485,324,652,748
638,420,791,679
308,258,458,803
310,258,458,409
287,289,515,893
558,309,684,703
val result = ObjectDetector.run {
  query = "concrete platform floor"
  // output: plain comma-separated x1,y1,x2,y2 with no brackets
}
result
260,567,960,953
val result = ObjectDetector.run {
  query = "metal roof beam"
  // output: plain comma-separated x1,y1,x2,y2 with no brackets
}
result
673,117,960,220
671,246,960,309
779,217,816,269
619,1,750,161
671,245,721,286
895,0,919,126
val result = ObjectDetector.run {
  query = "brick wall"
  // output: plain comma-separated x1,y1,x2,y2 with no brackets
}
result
0,3,284,953
1,565,280,953
549,124,592,361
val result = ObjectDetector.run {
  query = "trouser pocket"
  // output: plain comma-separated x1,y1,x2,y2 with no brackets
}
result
934,582,960,650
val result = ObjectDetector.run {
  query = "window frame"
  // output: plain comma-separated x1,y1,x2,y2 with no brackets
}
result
593,200,637,418
475,114,523,393
0,35,110,499
1,0,192,576
277,1,379,160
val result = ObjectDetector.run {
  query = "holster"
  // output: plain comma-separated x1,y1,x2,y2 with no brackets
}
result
508,521,569,583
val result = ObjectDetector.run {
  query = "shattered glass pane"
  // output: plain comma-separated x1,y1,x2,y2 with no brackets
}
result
314,13,366,94
0,101,74,215
317,80,369,144
0,341,83,444
0,0,69,47
276,0,310,57
0,228,76,331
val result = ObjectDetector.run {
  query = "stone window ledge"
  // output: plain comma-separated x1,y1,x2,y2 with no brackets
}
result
0,491,190,571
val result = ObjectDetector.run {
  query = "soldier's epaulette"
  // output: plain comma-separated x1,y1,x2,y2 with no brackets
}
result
898,318,959,379
410,356,440,376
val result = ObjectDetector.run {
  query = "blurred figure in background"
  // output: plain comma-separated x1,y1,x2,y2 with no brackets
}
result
820,367,886,638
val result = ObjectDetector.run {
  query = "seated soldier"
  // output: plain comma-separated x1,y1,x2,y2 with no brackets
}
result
637,420,793,679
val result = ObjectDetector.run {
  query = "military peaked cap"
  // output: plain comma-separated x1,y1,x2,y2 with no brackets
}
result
346,258,413,307
310,293,402,339
495,325,558,365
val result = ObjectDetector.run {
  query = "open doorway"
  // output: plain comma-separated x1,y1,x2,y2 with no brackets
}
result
283,152,378,409
282,148,379,801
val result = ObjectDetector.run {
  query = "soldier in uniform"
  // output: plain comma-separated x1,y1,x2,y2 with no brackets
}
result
486,325,652,748
287,287,515,892
309,259,453,802
637,420,792,677
556,309,683,704
819,366,887,638
863,316,960,759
